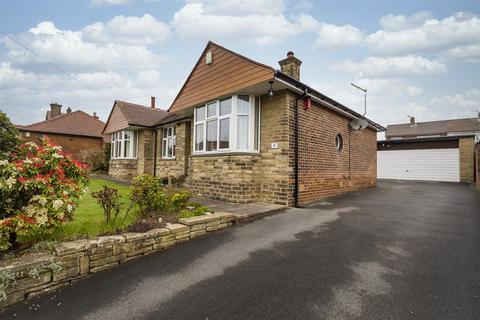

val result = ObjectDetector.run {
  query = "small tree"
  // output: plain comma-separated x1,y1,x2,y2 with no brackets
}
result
91,186,121,223
0,111,20,159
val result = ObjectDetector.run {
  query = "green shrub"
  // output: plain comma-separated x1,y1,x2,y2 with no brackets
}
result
178,206,210,219
0,140,89,250
0,111,20,159
130,174,166,217
130,174,192,217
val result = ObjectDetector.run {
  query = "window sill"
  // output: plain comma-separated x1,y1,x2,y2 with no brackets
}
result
161,157,176,160
192,151,260,158
111,158,138,160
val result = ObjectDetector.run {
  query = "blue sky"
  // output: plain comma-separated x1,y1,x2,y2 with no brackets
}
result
1,0,479,137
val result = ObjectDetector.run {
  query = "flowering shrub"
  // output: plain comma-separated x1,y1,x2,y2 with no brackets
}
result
0,141,89,250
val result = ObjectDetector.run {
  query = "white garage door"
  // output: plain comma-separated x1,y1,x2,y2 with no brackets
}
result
377,148,460,182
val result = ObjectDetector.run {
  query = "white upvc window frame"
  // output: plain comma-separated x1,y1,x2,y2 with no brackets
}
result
162,125,176,159
193,94,260,155
111,130,138,159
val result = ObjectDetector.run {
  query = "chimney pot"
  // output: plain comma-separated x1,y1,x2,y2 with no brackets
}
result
410,116,415,126
151,96,156,108
93,112,99,119
66,107,72,114
279,51,302,81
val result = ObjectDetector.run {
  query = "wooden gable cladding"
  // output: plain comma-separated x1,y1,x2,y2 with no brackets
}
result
103,103,129,134
169,42,275,113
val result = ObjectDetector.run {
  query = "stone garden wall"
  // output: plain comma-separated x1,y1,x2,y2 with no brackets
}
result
0,212,236,308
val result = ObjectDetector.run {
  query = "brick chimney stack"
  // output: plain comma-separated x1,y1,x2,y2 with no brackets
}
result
151,96,156,108
50,103,62,118
279,51,302,81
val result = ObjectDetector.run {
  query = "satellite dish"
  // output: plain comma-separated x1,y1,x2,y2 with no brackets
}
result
350,118,368,130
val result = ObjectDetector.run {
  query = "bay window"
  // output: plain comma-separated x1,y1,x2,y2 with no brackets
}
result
162,126,176,159
111,130,138,159
194,94,260,154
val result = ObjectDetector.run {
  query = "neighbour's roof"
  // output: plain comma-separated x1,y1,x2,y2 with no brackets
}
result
115,100,169,127
378,134,476,144
17,111,108,140
154,113,190,126
386,118,480,138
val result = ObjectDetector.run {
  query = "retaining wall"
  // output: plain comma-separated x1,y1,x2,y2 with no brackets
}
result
0,212,236,308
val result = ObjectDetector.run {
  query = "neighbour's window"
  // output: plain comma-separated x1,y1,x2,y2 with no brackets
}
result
335,133,343,152
194,95,260,153
111,130,138,159
162,126,176,159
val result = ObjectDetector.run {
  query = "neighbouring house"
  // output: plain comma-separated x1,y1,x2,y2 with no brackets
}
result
16,103,109,162
103,41,385,206
378,115,480,183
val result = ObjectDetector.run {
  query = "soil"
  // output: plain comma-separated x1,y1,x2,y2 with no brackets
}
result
126,215,178,233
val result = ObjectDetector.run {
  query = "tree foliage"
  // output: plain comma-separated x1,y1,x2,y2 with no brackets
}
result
0,111,20,159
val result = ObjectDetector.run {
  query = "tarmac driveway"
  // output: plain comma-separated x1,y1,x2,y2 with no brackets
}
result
3,180,480,320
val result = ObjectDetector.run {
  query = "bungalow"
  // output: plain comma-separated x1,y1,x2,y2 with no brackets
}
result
103,41,385,206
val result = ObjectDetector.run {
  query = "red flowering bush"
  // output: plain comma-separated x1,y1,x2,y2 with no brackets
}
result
0,140,89,250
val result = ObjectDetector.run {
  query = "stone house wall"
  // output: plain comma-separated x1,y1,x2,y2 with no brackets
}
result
156,121,191,183
287,92,377,204
186,92,291,205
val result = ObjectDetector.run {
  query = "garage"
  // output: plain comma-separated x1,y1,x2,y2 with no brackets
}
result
377,135,476,183
378,148,459,182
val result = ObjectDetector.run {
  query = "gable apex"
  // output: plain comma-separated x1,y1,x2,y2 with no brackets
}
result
168,41,275,113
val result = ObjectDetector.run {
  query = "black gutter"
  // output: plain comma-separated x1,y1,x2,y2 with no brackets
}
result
153,130,158,177
275,71,386,132
294,89,308,208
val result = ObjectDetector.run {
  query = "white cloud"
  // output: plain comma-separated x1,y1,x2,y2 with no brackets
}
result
83,14,170,45
295,14,364,48
89,0,134,6
367,12,480,55
379,11,433,31
187,0,286,15
172,2,299,44
334,55,447,78
2,21,166,72
0,63,178,124
439,45,480,63
430,88,480,110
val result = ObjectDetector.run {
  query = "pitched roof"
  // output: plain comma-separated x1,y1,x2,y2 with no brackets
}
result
103,100,170,134
386,118,480,138
17,111,107,139
168,41,385,131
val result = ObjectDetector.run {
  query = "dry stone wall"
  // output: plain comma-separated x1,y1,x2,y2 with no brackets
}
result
0,212,236,308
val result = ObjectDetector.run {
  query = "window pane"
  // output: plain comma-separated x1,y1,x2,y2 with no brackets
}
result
172,136,176,157
168,127,172,137
254,96,260,150
238,95,250,114
196,106,205,122
124,140,130,157
220,97,232,116
207,102,217,118
237,115,249,149
133,131,137,157
219,118,230,149
206,120,217,151
195,124,204,151
163,128,168,138
124,131,131,140
168,139,173,157
162,139,167,157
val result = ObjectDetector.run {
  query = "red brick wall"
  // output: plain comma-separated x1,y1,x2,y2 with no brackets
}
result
476,143,480,190
19,131,104,162
287,92,377,204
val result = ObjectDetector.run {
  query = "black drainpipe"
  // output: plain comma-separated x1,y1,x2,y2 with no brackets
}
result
294,89,308,208
153,129,158,177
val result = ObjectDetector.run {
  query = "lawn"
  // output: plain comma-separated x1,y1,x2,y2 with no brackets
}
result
23,177,138,244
